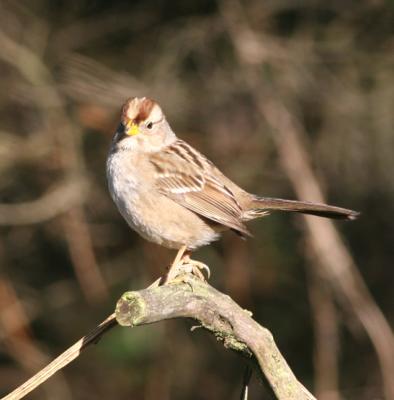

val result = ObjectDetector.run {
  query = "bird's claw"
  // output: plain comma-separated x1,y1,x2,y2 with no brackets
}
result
164,253,210,284
185,259,211,280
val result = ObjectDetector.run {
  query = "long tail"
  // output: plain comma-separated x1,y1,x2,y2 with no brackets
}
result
248,196,359,220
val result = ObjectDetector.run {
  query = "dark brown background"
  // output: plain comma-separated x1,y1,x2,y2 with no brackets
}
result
0,1,393,399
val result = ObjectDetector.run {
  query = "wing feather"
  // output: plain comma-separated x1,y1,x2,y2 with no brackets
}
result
149,140,250,236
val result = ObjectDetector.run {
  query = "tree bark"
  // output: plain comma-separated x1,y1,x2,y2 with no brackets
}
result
3,275,317,400
116,276,316,400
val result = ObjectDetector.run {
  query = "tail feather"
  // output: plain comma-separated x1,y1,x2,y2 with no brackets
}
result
248,196,359,220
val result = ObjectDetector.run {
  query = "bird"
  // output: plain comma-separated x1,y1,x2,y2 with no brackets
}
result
107,97,358,282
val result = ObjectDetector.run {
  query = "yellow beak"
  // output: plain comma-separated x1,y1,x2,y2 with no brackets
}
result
126,122,139,136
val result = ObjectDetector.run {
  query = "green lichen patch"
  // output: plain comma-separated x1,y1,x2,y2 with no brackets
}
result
116,291,146,327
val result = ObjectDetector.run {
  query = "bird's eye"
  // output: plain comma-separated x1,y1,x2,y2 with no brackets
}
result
146,122,153,129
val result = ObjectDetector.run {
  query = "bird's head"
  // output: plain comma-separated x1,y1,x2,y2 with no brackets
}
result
112,97,176,152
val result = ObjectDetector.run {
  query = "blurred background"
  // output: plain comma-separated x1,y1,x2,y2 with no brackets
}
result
0,0,393,399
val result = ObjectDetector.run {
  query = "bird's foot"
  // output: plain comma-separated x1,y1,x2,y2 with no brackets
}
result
182,255,211,281
163,247,210,285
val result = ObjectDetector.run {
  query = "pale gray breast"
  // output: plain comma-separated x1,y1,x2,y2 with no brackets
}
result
106,150,142,228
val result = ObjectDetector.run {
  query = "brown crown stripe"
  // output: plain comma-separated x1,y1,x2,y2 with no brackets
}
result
122,98,156,124
135,98,155,124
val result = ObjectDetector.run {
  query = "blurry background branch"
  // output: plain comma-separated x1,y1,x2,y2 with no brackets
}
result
261,99,394,400
0,179,86,225
221,1,394,398
0,17,108,304
306,255,340,400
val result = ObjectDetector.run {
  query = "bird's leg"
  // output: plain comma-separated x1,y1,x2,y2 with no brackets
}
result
163,246,211,284
163,245,188,284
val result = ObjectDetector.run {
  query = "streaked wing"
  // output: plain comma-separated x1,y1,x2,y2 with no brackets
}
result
149,140,250,236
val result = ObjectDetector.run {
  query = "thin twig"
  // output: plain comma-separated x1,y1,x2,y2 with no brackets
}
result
240,366,253,400
0,276,72,400
1,313,117,400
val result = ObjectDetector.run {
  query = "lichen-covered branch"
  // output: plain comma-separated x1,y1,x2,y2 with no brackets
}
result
3,275,316,400
116,276,316,400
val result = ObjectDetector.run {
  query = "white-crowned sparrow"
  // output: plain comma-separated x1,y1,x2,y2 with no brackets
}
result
107,97,358,281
